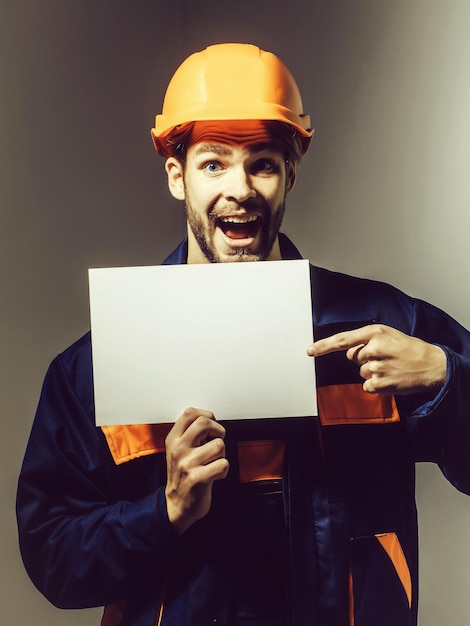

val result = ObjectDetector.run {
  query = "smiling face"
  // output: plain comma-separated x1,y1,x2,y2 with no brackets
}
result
165,128,296,264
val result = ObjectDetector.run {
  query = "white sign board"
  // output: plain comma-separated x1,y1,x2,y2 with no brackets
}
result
89,259,317,425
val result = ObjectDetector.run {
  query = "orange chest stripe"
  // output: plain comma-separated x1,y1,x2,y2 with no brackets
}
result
101,423,286,483
237,439,285,483
101,423,171,465
102,384,398,465
317,383,399,425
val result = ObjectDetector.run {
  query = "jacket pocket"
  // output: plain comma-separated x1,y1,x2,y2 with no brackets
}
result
349,532,412,626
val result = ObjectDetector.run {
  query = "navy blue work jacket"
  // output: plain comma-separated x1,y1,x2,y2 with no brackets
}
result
17,235,470,626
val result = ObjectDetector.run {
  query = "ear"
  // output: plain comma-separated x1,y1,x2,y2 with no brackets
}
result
165,157,186,201
285,161,297,195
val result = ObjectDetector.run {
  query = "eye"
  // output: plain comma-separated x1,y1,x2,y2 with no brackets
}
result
251,158,278,175
202,161,224,175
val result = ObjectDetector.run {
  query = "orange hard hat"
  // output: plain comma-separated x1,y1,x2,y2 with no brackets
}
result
151,43,313,157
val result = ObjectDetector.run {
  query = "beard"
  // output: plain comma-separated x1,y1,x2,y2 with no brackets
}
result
185,194,287,264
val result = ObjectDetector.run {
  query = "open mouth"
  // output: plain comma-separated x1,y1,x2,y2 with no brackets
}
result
217,215,261,240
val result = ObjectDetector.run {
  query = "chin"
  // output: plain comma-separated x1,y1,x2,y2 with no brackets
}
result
223,252,263,263
215,244,268,263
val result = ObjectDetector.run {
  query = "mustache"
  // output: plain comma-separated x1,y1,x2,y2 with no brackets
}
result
208,199,269,221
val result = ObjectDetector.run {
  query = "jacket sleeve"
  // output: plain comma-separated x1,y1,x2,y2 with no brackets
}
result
16,348,180,610
399,298,470,495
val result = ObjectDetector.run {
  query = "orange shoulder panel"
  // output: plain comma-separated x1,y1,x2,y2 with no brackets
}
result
317,383,399,426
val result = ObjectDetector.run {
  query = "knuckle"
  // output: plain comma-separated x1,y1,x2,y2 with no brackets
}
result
219,458,230,475
165,436,178,458
175,454,189,473
166,446,177,462
201,416,221,436
166,433,182,452
363,380,378,394
212,457,230,480
212,437,226,455
199,415,213,427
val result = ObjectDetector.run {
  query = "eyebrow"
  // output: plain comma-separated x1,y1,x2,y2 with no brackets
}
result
193,142,282,157
194,143,233,156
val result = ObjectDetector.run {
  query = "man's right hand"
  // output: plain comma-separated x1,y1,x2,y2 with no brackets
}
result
165,407,229,535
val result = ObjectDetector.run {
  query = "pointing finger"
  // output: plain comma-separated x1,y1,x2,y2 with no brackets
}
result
307,326,378,357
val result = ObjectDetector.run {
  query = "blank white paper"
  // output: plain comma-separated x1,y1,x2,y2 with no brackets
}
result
89,259,317,425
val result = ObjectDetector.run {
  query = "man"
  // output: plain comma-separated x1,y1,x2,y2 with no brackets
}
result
17,43,470,626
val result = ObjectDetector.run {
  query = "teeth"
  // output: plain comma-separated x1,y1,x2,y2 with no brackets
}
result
220,215,258,224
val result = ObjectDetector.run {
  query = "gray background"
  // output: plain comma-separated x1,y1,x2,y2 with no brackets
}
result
2,1,470,624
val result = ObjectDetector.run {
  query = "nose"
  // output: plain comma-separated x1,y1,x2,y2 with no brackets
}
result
222,166,257,203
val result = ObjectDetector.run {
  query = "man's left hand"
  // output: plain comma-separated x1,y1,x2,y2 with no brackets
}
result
307,324,447,395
